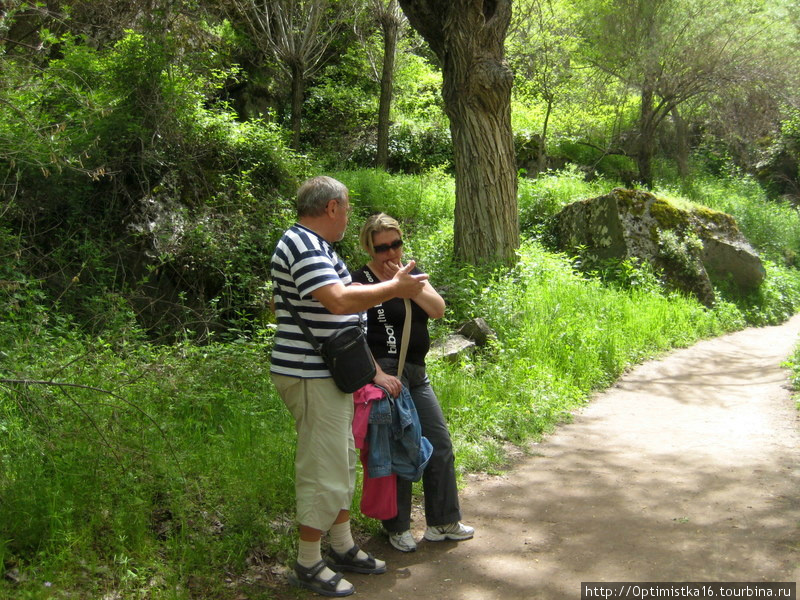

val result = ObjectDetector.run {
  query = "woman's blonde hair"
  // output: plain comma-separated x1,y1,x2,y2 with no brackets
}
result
359,212,402,253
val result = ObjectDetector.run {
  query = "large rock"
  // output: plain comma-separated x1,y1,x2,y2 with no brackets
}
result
429,334,475,362
457,317,497,346
429,318,498,362
550,188,765,306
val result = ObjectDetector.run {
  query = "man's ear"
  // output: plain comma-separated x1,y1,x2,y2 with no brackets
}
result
325,199,338,216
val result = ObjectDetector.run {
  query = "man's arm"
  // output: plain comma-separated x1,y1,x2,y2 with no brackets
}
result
311,261,428,314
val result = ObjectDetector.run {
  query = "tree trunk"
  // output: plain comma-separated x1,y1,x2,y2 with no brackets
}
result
399,0,519,266
538,97,553,173
376,5,400,169
671,106,690,179
290,61,304,151
637,85,656,188
448,68,519,264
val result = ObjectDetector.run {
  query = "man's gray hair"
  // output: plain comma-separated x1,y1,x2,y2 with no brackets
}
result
296,176,348,217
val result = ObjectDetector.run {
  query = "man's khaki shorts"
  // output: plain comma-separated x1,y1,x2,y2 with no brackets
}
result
271,373,357,531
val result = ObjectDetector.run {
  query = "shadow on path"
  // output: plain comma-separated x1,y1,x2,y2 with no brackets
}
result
350,315,800,599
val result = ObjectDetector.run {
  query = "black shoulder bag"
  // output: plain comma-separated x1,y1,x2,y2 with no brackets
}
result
276,286,376,394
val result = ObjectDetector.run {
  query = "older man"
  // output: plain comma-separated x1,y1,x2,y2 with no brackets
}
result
270,175,427,597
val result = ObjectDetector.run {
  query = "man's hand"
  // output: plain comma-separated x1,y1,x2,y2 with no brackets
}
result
392,260,428,298
311,261,428,314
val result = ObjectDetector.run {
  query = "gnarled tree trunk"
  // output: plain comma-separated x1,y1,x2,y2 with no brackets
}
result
399,0,519,266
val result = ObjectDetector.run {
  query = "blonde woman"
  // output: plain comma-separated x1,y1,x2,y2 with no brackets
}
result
352,213,474,552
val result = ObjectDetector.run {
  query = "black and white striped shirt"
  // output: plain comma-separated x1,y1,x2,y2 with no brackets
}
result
270,224,360,378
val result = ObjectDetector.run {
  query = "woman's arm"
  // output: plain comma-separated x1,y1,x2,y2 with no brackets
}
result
413,280,445,319
378,260,445,319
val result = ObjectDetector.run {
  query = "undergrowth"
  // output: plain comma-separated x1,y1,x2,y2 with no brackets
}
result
784,341,800,408
2,170,800,600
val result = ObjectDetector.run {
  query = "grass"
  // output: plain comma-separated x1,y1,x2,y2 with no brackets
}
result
655,173,800,266
2,169,800,599
783,340,800,409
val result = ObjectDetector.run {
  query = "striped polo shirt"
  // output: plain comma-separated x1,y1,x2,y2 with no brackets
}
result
270,224,360,378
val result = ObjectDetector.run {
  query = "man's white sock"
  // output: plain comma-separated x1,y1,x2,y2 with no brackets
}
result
329,521,385,570
296,538,352,594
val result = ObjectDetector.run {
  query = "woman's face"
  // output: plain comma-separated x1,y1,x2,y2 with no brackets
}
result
370,228,404,268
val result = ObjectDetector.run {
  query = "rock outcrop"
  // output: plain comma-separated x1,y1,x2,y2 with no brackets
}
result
430,318,498,362
550,188,765,306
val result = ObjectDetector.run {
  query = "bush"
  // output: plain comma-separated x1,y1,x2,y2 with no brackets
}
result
656,174,800,266
518,166,616,237
783,339,800,408
347,123,453,173
1,31,305,340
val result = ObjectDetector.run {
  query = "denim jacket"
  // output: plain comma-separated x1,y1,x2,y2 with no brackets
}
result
366,385,432,481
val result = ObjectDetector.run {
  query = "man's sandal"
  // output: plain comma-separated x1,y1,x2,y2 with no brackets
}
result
324,545,387,574
288,560,354,597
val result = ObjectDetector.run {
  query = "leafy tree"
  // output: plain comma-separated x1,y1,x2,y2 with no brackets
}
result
574,0,780,187
699,2,800,184
398,0,519,265
0,14,301,337
223,0,356,150
508,0,578,174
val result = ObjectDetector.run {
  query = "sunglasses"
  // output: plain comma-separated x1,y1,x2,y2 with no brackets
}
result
373,239,404,253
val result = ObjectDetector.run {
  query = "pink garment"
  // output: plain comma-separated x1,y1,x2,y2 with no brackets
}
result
359,451,397,520
353,384,398,520
353,384,384,449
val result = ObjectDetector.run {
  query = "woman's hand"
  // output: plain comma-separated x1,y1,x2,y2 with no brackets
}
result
377,259,401,280
373,364,403,398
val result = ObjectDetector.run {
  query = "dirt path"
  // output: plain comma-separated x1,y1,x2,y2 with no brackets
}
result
349,314,800,599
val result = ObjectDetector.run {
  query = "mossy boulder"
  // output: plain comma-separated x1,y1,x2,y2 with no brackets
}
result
550,188,765,306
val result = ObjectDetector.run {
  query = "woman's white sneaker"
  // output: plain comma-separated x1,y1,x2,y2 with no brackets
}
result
388,530,417,552
423,522,475,542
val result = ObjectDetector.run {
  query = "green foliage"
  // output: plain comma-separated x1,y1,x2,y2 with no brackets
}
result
574,254,665,296
755,108,800,200
715,261,800,327
306,29,447,171
3,167,800,599
335,168,455,224
656,229,704,277
655,174,800,266
303,40,381,156
518,165,617,236
783,338,800,408
550,137,638,181
347,122,453,173
0,30,304,340
1,334,295,599
390,49,446,128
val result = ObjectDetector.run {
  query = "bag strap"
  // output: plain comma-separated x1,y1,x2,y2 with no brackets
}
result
396,299,412,378
274,284,323,353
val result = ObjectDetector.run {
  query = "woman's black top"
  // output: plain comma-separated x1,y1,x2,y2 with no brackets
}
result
351,265,431,367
